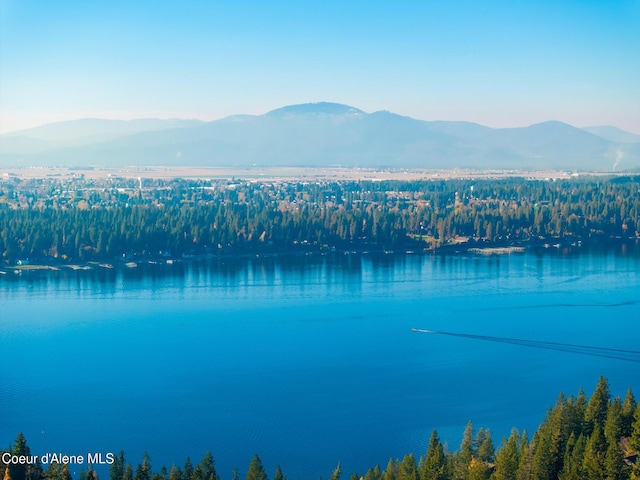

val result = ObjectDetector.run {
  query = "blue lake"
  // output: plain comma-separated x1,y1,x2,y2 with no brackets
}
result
2,251,640,479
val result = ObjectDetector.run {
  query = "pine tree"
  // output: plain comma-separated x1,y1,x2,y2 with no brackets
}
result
195,452,218,480
363,465,381,480
604,438,628,480
396,454,417,480
466,458,490,480
622,388,637,438
168,466,182,480
585,377,611,434
453,422,474,480
493,429,519,480
135,454,151,480
328,462,341,480
383,459,395,480
516,431,533,480
10,433,30,480
604,398,624,445
182,459,192,480
273,466,284,480
421,430,447,480
582,426,607,480
631,401,640,453
123,464,133,480
46,463,61,480
246,455,267,480
111,452,126,480
460,422,474,464
476,431,494,463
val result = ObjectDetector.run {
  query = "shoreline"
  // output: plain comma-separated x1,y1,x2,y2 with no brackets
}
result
2,238,638,279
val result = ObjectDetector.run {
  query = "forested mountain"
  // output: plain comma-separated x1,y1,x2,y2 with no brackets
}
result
2,176,640,265
2,103,639,170
2,378,639,480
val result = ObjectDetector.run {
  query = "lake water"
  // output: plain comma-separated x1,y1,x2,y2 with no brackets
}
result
2,250,640,479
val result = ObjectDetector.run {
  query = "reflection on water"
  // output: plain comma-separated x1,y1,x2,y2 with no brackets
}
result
1,249,640,480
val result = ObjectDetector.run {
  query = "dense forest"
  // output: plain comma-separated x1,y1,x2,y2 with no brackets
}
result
2,175,640,263
2,378,640,480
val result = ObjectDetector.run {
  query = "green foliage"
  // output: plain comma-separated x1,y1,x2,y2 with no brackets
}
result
328,462,341,480
9,434,31,480
631,401,640,453
585,377,611,434
4,378,637,480
272,465,284,480
246,455,267,480
396,454,418,480
383,458,395,480
622,388,637,438
363,465,382,480
422,431,448,480
582,427,607,480
492,429,519,480
110,452,126,480
134,453,151,480
5,176,640,262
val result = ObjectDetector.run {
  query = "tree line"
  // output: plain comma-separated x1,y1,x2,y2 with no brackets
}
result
3,377,640,480
3,176,640,263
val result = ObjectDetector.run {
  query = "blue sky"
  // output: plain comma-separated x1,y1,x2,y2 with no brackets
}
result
1,0,639,134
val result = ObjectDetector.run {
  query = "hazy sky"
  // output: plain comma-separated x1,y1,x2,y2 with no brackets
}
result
1,0,639,134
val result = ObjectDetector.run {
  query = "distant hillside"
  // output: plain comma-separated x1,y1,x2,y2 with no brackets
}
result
583,125,640,144
2,102,639,170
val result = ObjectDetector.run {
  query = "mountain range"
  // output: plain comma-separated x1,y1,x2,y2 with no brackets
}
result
2,102,640,171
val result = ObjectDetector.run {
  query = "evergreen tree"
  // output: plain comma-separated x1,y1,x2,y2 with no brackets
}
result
493,429,519,480
86,466,98,480
246,455,267,480
585,377,611,434
195,453,218,480
421,431,447,480
582,426,607,480
558,433,586,480
631,401,640,453
328,463,341,480
395,454,418,480
135,454,151,480
10,433,30,480
622,388,637,438
45,463,60,480
476,431,494,463
604,438,628,480
604,398,624,445
182,459,192,480
516,431,533,480
363,465,381,480
465,458,490,480
273,466,284,480
383,459,395,480
111,452,126,480
123,464,133,480
453,422,474,480
168,466,182,480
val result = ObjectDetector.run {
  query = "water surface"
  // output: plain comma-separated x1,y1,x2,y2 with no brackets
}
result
2,251,639,479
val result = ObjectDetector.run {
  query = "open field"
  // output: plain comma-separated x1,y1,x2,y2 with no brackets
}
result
0,165,588,181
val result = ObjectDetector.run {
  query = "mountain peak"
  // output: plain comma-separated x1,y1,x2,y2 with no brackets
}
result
265,102,365,117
